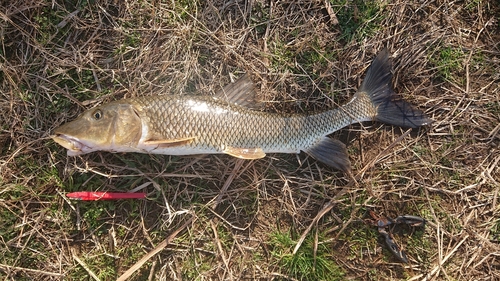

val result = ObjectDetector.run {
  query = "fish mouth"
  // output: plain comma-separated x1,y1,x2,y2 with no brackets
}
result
51,134,86,156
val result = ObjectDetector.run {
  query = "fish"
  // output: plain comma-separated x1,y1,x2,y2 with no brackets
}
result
51,50,432,172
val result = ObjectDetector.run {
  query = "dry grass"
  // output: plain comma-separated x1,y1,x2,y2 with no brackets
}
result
1,0,499,280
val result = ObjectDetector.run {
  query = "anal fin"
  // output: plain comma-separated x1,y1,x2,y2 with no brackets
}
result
223,146,266,159
143,137,195,148
304,137,351,173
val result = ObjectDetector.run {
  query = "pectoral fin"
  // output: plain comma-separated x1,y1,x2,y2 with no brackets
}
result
223,146,266,159
143,137,195,148
304,137,351,173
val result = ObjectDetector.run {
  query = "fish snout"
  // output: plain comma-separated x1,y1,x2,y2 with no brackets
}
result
51,134,84,156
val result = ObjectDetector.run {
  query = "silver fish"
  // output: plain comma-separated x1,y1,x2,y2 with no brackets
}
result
52,50,432,172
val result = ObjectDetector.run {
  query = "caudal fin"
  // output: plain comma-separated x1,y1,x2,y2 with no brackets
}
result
360,49,432,128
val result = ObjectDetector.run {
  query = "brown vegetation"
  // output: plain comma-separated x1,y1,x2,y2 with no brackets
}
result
1,0,499,280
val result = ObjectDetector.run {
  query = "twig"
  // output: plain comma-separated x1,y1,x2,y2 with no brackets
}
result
292,186,349,255
210,159,244,209
323,0,339,25
116,217,195,281
210,221,233,279
357,129,412,178
72,253,101,281
0,263,63,277
408,234,469,281
427,235,469,280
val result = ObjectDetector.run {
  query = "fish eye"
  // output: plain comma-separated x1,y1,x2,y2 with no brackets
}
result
93,109,103,120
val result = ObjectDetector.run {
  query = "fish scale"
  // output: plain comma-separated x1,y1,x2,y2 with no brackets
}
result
127,93,371,154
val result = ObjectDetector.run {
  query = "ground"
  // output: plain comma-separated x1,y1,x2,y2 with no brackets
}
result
1,0,499,280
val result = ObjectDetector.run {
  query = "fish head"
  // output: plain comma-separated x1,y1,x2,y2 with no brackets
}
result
52,101,143,156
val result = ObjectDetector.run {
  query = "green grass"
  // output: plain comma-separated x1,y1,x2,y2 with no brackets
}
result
70,253,117,280
33,7,69,46
430,46,465,83
331,0,385,42
339,222,379,260
404,228,432,267
490,218,500,242
0,178,69,279
465,0,482,12
269,230,345,281
1,154,155,280
486,101,500,115
181,250,213,280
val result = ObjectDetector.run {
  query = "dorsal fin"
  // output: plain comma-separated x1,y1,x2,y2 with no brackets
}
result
214,74,262,108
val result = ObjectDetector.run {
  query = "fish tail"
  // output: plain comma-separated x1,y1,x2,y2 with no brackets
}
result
360,49,432,128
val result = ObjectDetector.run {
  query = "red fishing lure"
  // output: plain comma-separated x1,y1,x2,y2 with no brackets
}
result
66,191,146,201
